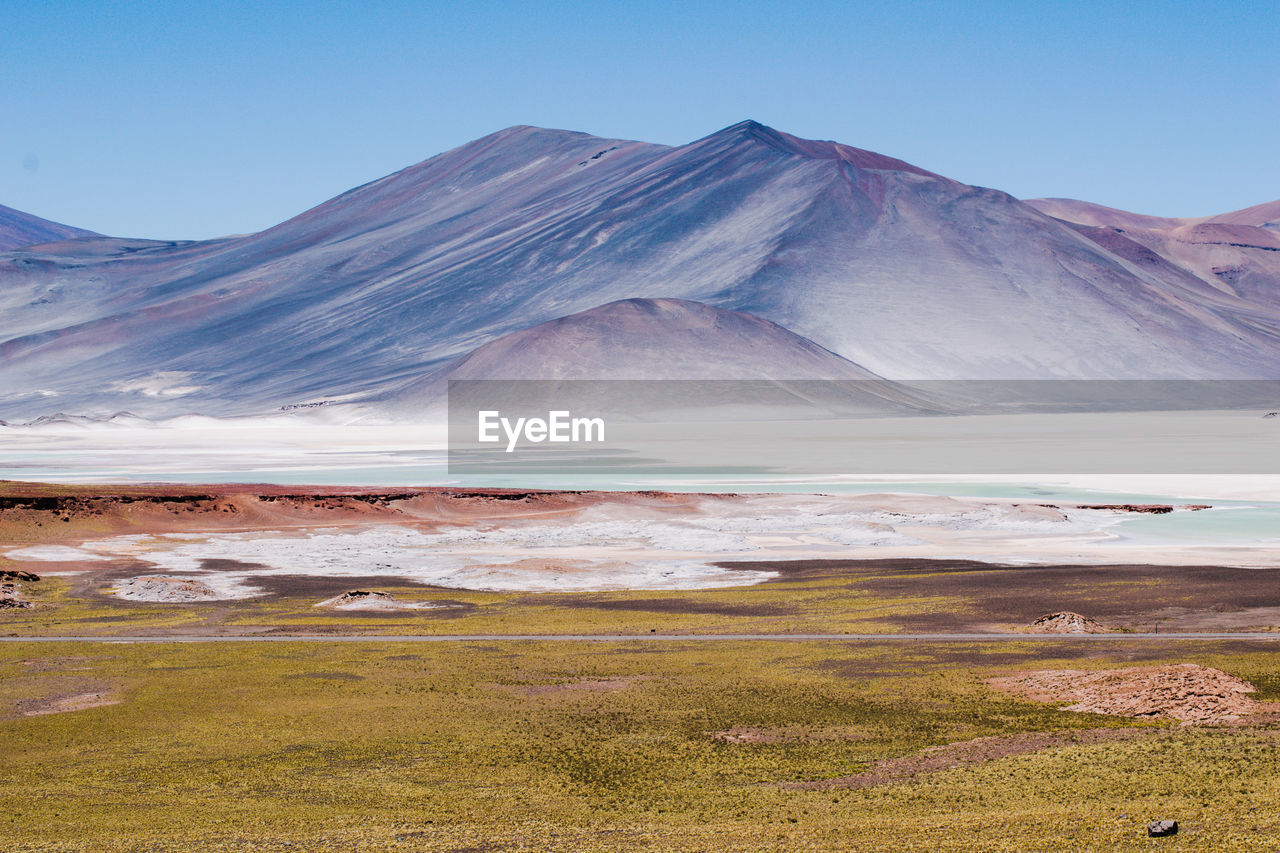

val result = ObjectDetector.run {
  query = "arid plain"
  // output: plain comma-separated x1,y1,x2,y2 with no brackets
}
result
4,481,1280,850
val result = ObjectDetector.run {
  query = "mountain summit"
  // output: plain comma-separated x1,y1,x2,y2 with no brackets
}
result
699,120,946,178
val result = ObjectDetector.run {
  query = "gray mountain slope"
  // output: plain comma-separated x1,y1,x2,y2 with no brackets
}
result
3,121,1280,419
405,297,884,384
0,203,98,251
393,298,941,419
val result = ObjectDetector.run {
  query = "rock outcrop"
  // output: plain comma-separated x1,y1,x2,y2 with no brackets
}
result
1027,611,1108,634
0,581,32,608
316,590,450,611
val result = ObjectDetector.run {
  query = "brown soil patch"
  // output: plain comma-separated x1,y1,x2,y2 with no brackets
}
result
22,691,121,716
4,675,123,718
785,727,1146,790
987,663,1278,724
710,725,867,745
711,726,791,744
21,656,94,673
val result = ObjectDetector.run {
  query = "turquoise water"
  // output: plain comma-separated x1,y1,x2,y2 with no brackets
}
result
1109,505,1280,546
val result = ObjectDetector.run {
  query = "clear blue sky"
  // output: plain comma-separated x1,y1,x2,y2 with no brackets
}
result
3,0,1277,240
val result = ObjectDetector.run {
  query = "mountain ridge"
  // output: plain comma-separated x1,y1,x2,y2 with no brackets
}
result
699,120,948,179
0,203,99,251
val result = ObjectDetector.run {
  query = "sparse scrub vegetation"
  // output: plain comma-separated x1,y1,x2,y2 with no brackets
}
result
3,640,1279,851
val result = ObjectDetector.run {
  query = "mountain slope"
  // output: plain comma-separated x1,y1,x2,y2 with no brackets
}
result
394,298,937,419
408,297,884,383
0,203,98,251
2,122,1280,419
1028,197,1280,311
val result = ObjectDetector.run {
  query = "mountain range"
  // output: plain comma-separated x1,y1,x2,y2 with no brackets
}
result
1,120,1278,420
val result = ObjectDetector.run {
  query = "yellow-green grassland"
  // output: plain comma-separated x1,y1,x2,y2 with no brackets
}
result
4,638,1280,852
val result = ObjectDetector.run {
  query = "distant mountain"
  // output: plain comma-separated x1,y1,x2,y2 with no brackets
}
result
1027,197,1280,231
391,297,940,419
412,297,883,383
2,121,1279,420
1027,197,1280,309
0,203,98,251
